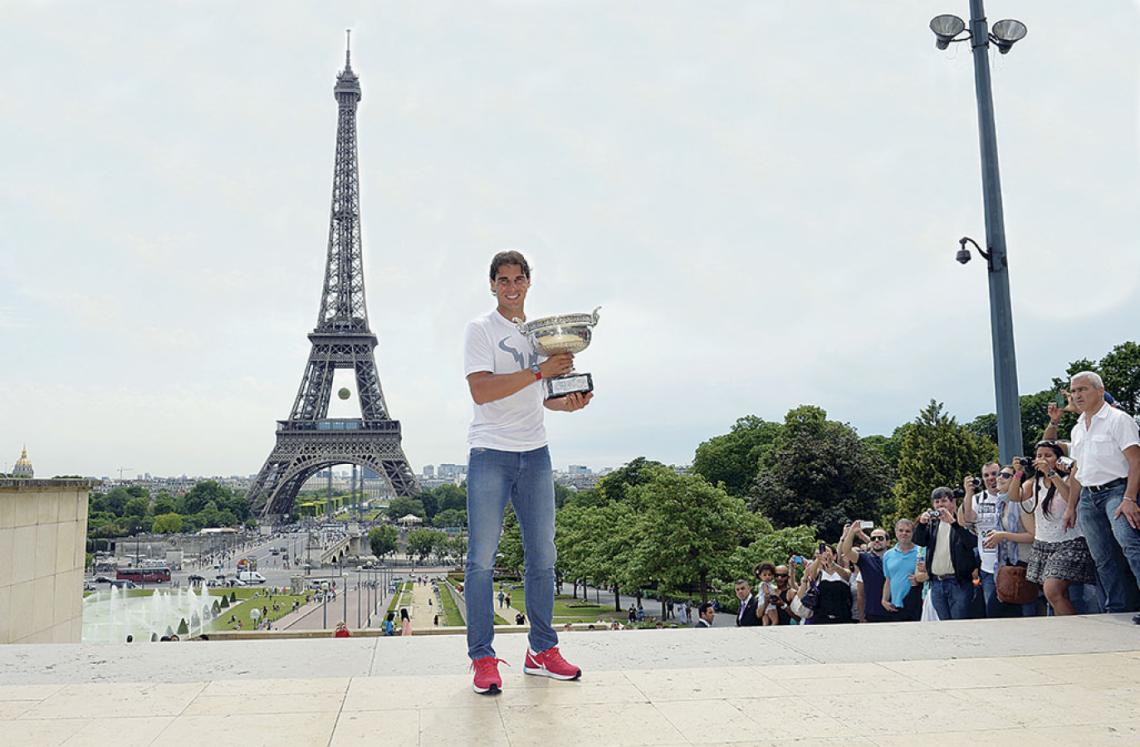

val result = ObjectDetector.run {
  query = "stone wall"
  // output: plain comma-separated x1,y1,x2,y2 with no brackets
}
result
0,479,95,643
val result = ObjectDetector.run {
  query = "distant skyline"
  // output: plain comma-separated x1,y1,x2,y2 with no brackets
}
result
2,2,1138,480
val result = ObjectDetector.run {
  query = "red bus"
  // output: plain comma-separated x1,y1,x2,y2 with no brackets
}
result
116,566,171,584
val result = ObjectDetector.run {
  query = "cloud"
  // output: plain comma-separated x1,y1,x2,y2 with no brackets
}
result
1,1,1138,477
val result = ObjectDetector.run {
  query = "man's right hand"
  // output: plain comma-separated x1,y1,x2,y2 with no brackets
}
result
539,353,574,378
882,600,898,613
962,475,975,496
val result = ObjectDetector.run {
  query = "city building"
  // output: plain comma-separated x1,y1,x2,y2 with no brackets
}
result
437,463,467,480
422,465,435,479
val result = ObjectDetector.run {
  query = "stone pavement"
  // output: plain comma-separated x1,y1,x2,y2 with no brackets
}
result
0,614,1137,745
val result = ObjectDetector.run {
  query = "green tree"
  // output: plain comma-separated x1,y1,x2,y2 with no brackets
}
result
891,400,997,523
448,534,468,564
967,389,1064,456
595,457,668,504
691,415,783,496
748,406,891,541
432,508,466,528
124,497,150,522
553,482,574,509
418,490,440,521
181,481,229,515
435,483,467,513
728,525,818,581
405,528,444,562
92,487,132,517
386,496,426,522
368,525,399,558
497,509,524,575
1099,341,1140,415
626,471,756,602
151,512,184,534
151,492,177,516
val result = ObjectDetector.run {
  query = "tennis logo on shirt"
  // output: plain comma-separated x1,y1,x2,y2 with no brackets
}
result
498,337,538,372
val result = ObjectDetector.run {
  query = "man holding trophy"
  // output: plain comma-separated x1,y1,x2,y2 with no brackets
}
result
463,250,598,694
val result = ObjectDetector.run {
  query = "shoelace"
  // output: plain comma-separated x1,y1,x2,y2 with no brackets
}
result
470,657,510,675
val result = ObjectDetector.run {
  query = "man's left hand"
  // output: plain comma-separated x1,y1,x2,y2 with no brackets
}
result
1114,499,1140,530
555,392,593,412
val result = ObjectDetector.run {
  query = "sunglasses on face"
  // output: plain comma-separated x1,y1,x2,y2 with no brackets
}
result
775,573,788,577
871,536,887,541
999,472,1014,478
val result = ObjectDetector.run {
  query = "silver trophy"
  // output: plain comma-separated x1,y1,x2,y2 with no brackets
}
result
516,307,601,399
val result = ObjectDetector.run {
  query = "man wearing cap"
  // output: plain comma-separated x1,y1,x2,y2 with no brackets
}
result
913,487,979,620
1064,371,1140,619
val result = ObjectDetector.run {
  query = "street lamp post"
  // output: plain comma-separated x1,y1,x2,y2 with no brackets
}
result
931,1,1028,464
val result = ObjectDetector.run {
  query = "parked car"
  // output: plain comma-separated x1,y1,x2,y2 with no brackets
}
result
108,579,137,589
237,571,266,584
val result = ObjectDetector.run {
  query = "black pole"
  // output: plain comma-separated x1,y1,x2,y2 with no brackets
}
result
968,0,1022,463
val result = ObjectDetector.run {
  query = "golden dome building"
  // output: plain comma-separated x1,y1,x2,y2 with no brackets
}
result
11,446,34,478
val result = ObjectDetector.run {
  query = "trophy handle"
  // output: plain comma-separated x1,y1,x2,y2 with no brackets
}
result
512,317,526,332
591,306,601,326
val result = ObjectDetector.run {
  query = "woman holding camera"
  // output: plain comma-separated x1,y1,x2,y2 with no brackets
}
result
1007,441,1098,615
797,545,852,625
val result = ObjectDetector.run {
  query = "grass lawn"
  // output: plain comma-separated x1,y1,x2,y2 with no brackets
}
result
501,587,626,624
437,583,464,626
207,587,309,633
386,581,415,614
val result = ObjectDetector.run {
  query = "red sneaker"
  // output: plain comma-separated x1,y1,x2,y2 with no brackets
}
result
523,646,581,681
470,656,508,694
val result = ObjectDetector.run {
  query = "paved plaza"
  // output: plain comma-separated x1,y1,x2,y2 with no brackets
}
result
0,613,1137,745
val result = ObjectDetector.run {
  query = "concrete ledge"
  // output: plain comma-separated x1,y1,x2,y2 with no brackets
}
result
1,613,1136,686
0,479,99,489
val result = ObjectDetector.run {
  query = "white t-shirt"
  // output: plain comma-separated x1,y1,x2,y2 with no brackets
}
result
1070,403,1140,487
971,491,1001,574
464,310,547,451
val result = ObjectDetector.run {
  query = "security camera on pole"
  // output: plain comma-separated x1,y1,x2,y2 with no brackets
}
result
930,1,1028,464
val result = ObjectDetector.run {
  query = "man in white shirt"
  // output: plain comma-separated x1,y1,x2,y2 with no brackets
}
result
960,462,1003,617
463,250,592,694
1064,371,1140,616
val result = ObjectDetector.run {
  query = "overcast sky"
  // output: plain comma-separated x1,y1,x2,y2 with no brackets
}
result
2,1,1137,480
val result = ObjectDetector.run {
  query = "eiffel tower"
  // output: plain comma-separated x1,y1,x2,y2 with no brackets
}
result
249,36,419,519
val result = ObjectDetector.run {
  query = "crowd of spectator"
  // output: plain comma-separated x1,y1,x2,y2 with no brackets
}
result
723,371,1140,628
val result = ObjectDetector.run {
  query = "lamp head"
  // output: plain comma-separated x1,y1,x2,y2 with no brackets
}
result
930,14,966,49
956,246,972,265
991,19,1027,54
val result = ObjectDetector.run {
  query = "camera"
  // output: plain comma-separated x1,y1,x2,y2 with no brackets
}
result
952,487,966,499
925,509,942,523
970,476,982,491
1056,456,1074,475
1013,456,1035,478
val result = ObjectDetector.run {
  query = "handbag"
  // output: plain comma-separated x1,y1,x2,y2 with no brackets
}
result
996,561,1038,605
799,581,820,611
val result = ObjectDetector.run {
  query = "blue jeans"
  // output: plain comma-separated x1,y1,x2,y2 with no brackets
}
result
465,446,558,660
980,569,999,617
929,577,973,620
1078,483,1140,613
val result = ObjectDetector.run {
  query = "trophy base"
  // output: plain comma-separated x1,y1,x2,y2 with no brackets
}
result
544,372,593,399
